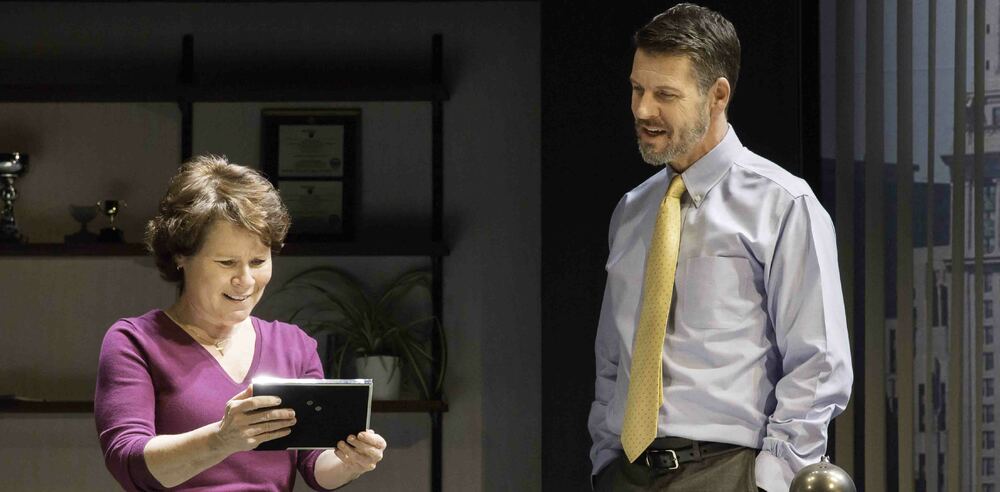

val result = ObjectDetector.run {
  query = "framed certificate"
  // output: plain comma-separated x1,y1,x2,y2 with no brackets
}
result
262,108,360,240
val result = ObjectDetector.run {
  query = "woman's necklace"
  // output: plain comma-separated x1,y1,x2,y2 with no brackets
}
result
188,327,234,356
166,310,237,356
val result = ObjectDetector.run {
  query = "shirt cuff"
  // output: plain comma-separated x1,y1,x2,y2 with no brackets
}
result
754,449,795,492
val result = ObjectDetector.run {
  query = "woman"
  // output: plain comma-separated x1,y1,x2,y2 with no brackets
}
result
95,155,386,491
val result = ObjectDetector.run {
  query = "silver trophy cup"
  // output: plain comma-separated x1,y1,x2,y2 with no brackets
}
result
0,152,29,243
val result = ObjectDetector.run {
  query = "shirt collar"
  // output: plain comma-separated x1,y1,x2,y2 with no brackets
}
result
667,125,741,208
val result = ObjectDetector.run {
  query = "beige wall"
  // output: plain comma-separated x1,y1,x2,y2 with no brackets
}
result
0,2,540,491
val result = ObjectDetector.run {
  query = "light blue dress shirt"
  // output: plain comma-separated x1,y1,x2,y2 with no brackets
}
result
588,126,853,491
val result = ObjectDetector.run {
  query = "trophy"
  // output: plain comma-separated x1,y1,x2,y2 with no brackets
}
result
96,200,127,243
789,456,856,492
65,205,99,243
0,152,29,243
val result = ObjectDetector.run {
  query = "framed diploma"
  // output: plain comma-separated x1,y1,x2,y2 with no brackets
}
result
262,108,360,240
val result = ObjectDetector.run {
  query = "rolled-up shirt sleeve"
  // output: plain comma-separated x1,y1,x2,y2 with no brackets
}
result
94,322,163,492
755,194,853,491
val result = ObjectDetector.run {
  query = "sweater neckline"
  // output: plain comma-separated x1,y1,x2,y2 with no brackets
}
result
157,309,263,387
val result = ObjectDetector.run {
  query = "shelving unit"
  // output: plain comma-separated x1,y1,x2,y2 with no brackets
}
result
0,399,449,414
0,240,449,257
0,81,446,103
1,33,449,492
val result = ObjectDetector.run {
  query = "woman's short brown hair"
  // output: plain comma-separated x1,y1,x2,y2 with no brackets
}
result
145,155,290,288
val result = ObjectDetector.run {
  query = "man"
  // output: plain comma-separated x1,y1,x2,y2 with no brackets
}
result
588,4,853,492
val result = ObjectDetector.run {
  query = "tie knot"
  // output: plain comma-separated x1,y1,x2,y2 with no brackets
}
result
667,175,686,199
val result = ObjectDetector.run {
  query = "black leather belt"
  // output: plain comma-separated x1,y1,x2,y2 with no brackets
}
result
639,437,744,471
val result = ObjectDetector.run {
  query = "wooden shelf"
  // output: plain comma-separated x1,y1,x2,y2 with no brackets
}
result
372,399,449,413
0,400,93,414
0,239,449,257
281,239,449,257
0,81,449,103
0,242,147,256
0,399,448,414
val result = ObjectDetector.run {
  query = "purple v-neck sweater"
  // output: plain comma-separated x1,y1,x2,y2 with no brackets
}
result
95,309,333,491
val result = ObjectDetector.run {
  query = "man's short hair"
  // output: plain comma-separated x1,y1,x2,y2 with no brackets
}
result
634,3,741,98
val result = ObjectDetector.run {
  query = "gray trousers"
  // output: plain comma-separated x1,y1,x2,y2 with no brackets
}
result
594,448,762,492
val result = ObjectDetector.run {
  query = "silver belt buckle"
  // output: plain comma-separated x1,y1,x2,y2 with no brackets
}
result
645,449,680,470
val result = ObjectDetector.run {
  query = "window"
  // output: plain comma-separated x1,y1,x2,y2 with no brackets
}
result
987,484,996,492
939,453,946,490
988,326,995,345
987,204,998,251
994,107,1000,127
986,379,995,398
938,362,948,430
986,431,996,450
933,283,940,326
988,300,995,319
989,272,996,292
987,404,995,423
890,328,897,373
988,353,995,371
984,457,995,477
919,384,926,432
940,393,947,430
942,285,949,325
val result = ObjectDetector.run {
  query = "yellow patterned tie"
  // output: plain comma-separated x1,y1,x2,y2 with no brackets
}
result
621,175,686,463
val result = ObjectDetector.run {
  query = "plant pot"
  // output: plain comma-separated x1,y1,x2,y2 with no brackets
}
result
355,355,401,400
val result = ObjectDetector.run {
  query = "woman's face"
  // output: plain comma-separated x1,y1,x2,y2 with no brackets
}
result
176,220,273,329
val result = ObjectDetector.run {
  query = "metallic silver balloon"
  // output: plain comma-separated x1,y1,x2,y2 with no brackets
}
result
789,456,857,492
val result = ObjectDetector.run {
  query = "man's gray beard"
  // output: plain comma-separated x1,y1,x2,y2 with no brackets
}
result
638,139,687,167
637,107,710,167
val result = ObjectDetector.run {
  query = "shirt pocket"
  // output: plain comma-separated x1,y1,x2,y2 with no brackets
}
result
678,256,757,330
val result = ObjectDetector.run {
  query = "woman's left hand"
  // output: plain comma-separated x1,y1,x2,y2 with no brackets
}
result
335,429,387,475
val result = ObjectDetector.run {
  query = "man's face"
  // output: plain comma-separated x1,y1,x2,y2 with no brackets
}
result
630,50,711,168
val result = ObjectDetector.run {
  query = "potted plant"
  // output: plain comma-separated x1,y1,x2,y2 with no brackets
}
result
258,267,446,401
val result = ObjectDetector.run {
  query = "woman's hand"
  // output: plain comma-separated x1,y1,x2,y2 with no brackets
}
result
142,385,296,488
215,386,297,452
334,430,387,475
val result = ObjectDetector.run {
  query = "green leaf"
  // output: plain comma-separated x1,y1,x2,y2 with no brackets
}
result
394,333,432,398
268,266,447,399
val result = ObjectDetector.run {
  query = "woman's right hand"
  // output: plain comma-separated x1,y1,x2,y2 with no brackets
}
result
215,386,296,452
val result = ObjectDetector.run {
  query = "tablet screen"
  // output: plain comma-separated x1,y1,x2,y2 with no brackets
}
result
251,378,372,450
